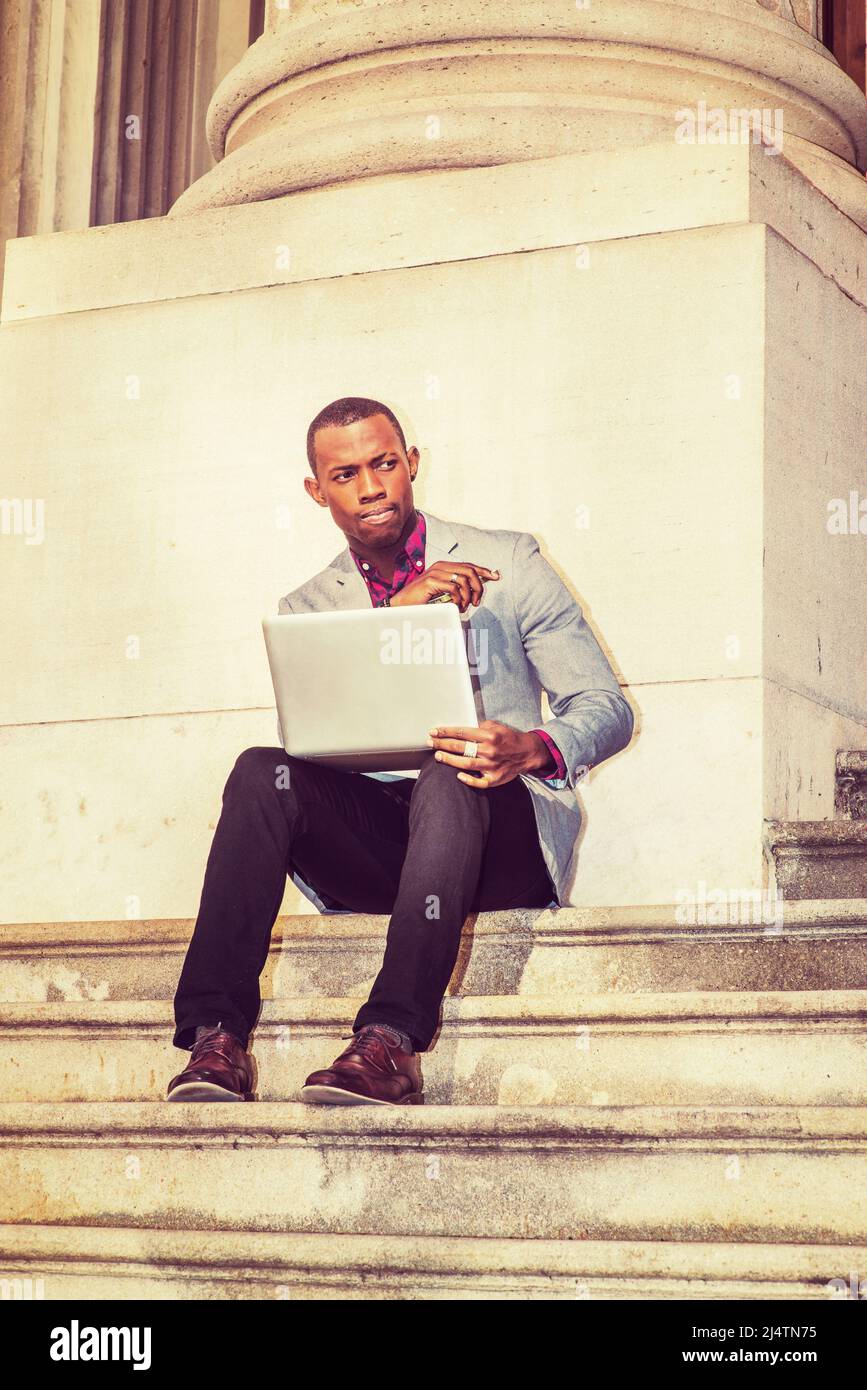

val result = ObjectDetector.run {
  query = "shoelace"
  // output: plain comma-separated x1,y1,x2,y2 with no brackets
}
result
340,1029,398,1071
192,1031,239,1065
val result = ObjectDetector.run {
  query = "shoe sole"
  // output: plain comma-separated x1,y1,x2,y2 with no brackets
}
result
166,1082,250,1102
299,1084,424,1106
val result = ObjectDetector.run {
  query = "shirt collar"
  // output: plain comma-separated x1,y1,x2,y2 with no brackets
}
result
350,508,426,603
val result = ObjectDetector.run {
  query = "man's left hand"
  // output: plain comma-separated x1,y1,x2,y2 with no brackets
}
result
427,721,553,789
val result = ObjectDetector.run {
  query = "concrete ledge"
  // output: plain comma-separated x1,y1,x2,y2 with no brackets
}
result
3,902,867,1003
0,1224,862,1301
0,992,864,1106
2,988,865,1028
3,1100,863,1143
3,143,865,323
5,898,867,943
765,822,867,899
0,1103,863,1242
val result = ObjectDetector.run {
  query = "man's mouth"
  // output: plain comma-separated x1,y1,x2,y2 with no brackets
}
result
360,505,396,525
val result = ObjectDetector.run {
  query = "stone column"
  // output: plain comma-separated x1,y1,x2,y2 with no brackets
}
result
0,0,255,279
90,0,250,225
0,0,101,282
171,0,867,227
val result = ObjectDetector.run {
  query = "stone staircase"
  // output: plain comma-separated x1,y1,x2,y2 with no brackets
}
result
0,902,865,1300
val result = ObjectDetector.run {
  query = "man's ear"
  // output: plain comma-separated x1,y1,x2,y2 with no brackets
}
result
407,444,420,479
304,475,327,506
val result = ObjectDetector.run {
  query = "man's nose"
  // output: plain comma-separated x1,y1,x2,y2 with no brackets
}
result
357,469,387,498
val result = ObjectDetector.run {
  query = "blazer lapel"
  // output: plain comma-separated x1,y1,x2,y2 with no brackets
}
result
421,510,461,567
323,508,460,608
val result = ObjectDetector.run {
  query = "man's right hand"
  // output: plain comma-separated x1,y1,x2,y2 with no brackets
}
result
390,561,500,614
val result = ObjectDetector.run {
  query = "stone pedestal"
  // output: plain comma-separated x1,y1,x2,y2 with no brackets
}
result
2,133,865,920
171,0,867,230
1,0,865,921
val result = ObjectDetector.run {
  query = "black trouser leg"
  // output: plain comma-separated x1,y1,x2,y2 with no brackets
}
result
350,752,492,1046
173,747,411,1049
173,747,553,1053
351,753,554,1047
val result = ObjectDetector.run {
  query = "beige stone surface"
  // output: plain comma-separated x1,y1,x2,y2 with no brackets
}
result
1,990,864,1107
0,710,278,925
173,0,867,218
1,219,765,720
1,138,864,922
0,0,101,275
0,1101,863,1242
0,0,255,284
764,682,867,821
6,141,865,323
2,0,865,1303
3,900,865,1003
0,680,766,920
765,820,867,899
1,1224,860,1300
574,678,764,905
764,231,867,730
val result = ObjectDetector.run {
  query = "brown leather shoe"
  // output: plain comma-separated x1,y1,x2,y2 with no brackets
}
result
300,1024,424,1106
166,1027,254,1102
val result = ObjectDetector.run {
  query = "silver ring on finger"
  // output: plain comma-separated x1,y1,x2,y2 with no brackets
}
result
464,740,478,758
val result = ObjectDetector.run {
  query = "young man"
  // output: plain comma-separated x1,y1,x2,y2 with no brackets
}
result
168,397,633,1106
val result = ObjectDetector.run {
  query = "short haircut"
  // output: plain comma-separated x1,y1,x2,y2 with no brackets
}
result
306,397,408,476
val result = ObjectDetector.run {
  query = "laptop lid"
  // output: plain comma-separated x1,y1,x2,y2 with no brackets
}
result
262,602,479,772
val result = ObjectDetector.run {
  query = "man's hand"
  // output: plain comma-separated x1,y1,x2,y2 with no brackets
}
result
427,720,555,789
391,561,499,614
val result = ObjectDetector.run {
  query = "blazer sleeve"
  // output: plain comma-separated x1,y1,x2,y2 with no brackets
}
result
511,531,633,791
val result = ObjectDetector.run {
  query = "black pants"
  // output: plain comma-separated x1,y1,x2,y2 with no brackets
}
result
173,747,555,1054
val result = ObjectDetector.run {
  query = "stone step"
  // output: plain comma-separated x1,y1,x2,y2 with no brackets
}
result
1,991,864,1106
765,823,867,899
0,1103,863,1244
0,1223,862,1301
2,900,866,1003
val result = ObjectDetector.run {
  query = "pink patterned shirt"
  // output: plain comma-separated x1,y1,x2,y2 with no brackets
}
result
349,509,567,783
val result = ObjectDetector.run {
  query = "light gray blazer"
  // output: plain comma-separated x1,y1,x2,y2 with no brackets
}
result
277,509,634,911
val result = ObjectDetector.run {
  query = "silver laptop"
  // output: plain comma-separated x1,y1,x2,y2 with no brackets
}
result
262,603,479,772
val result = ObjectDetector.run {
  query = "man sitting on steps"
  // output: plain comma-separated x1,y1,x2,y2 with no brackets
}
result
167,396,633,1106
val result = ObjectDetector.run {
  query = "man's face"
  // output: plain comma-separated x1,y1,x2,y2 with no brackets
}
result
305,413,419,550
